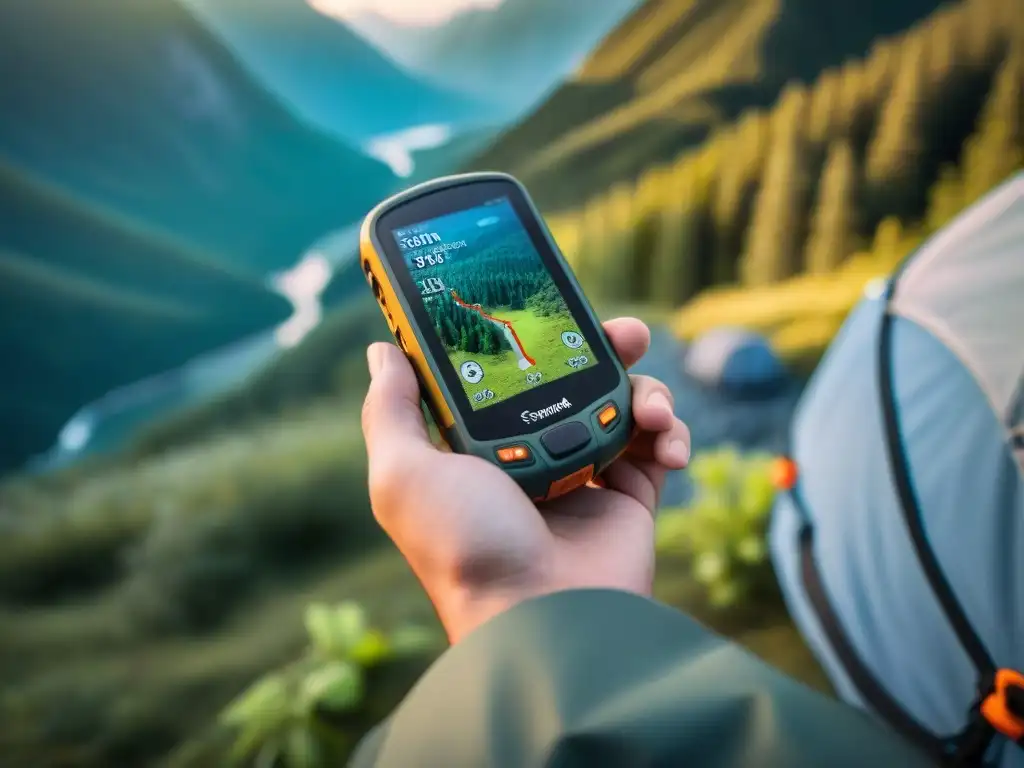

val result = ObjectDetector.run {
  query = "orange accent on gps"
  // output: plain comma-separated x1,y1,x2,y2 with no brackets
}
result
598,404,618,428
543,464,595,501
496,445,532,464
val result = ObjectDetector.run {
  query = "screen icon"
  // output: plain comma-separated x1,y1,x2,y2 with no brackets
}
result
460,360,484,384
561,330,584,349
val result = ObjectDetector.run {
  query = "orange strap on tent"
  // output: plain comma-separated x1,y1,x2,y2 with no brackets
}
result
980,669,1024,742
770,456,799,491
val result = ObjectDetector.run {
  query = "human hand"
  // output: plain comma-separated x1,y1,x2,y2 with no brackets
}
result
360,318,690,643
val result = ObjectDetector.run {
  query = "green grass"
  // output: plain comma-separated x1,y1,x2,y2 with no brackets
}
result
445,309,597,409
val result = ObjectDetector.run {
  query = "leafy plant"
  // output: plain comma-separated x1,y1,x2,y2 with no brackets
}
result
655,448,777,609
220,601,442,768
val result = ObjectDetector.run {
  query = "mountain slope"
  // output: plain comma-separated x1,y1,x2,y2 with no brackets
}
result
0,158,292,475
189,0,492,143
0,0,396,275
469,0,944,211
348,0,641,114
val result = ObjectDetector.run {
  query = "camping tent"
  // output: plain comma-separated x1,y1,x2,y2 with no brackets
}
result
683,327,787,396
769,172,1024,767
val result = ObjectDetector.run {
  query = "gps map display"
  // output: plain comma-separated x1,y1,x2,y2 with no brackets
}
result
392,196,597,410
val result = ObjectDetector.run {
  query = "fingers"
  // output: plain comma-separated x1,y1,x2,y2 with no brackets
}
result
361,343,436,494
600,374,691,514
602,317,650,370
625,417,691,468
630,374,676,435
629,374,690,467
601,459,661,512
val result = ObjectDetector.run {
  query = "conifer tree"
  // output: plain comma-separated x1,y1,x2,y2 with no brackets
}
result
981,43,1023,148
836,40,897,147
574,196,610,297
864,37,899,103
808,69,840,145
871,216,904,260
962,0,1002,67
864,33,929,224
925,7,960,91
961,44,1024,204
805,141,858,274
834,62,867,137
649,165,703,306
712,111,769,282
551,216,583,272
601,182,637,303
740,85,811,285
925,165,964,233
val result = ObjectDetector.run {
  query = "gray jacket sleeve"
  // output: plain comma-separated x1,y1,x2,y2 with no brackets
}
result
350,588,936,768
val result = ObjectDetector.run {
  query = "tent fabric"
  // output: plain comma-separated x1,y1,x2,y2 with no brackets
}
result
890,173,1024,468
769,172,1024,768
683,327,786,394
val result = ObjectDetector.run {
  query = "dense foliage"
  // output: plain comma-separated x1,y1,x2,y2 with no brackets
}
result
419,231,570,354
656,448,780,610
218,602,441,768
424,294,511,355
548,0,1022,309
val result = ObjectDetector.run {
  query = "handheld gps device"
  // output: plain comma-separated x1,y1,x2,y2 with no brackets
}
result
360,172,633,502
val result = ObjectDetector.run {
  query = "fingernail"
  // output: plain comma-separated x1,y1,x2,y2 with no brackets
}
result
367,344,384,378
647,391,672,414
671,440,690,466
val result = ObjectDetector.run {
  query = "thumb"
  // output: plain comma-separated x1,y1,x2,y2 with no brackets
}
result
361,342,435,466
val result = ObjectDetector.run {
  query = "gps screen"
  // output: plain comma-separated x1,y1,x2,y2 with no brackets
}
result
392,196,597,411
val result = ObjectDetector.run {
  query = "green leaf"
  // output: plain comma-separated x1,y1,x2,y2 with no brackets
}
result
304,603,338,657
221,674,290,728
300,661,364,714
654,511,691,552
693,551,726,585
389,625,444,657
331,602,368,653
709,580,740,608
285,724,322,768
255,739,283,768
738,469,775,521
736,535,766,564
229,723,277,766
349,628,392,667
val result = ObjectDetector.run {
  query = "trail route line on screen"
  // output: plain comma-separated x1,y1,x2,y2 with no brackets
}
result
450,289,536,370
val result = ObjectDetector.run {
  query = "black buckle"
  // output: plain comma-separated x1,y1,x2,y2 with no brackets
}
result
946,673,997,767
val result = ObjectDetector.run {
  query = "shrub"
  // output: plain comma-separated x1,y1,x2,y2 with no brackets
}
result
0,400,386,643
655,448,778,610
219,601,442,767
116,410,383,637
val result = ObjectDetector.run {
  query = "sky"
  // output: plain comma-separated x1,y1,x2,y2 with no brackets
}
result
311,0,503,26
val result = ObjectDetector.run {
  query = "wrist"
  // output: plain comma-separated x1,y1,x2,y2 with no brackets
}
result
438,580,550,644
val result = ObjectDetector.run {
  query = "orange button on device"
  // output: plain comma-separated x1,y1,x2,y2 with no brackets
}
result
543,464,595,501
597,403,618,428
496,445,532,464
